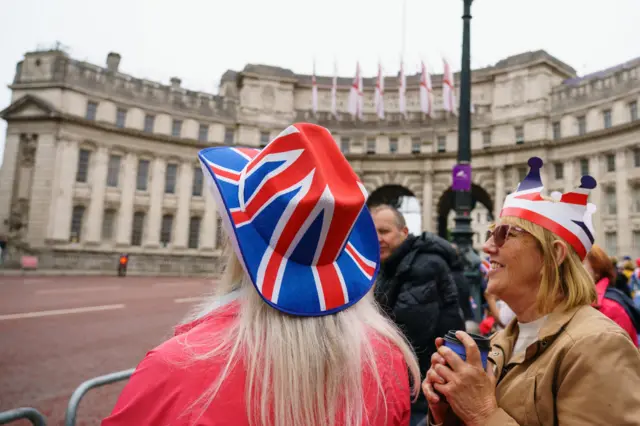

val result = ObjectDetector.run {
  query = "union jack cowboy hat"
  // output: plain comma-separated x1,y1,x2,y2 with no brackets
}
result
500,157,597,260
198,123,379,317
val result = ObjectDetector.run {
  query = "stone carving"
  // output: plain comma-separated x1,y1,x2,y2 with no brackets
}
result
19,133,38,167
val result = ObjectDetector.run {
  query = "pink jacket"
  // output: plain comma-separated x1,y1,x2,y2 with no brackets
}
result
595,277,638,347
102,302,411,426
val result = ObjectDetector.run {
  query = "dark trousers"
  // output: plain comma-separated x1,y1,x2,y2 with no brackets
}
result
410,411,428,426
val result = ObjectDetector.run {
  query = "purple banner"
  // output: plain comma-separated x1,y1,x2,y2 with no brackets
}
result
452,164,472,191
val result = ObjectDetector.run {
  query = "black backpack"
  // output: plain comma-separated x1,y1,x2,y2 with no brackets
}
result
604,287,640,333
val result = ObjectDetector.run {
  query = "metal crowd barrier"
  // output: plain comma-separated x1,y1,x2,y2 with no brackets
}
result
0,407,47,426
64,368,135,426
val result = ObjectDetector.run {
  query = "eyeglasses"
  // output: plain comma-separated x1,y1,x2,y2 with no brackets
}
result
485,224,526,248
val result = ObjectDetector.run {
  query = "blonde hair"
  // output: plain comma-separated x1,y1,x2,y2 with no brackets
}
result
181,242,420,426
499,216,597,314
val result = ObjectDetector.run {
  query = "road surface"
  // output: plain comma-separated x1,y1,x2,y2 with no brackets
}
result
0,275,216,425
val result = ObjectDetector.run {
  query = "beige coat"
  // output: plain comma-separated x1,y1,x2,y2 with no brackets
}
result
486,304,640,425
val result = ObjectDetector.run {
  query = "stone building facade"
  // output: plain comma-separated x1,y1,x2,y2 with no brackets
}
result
1,48,639,274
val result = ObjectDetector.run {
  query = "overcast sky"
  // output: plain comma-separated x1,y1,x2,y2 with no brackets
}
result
1,0,638,163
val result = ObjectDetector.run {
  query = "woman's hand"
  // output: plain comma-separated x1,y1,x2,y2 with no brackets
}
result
432,331,498,426
422,337,452,424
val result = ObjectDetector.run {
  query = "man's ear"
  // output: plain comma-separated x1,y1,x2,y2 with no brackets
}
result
401,226,409,237
552,240,568,265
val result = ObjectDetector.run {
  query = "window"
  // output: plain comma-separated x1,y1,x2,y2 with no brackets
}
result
340,137,350,154
482,131,491,148
215,216,224,249
605,187,617,215
603,109,612,129
192,167,203,196
515,126,524,144
101,209,116,241
366,138,376,154
131,212,145,246
188,216,201,249
552,122,561,140
224,128,235,144
144,114,155,133
70,205,85,242
171,119,182,137
116,108,127,128
76,149,91,183
634,148,640,168
579,158,589,176
630,101,638,121
165,163,178,194
633,231,640,257
632,184,640,213
577,116,586,136
517,167,527,181
605,232,617,256
389,138,398,154
198,124,209,142
136,159,150,191
606,154,616,172
411,137,421,154
437,136,446,153
86,101,98,120
106,155,121,187
160,214,174,245
554,163,563,180
259,131,270,148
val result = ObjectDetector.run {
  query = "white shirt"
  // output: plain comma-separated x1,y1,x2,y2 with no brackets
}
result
513,315,548,355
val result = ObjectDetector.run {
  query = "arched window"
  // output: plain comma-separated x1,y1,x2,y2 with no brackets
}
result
101,209,117,241
188,216,201,249
131,211,145,246
160,214,174,246
70,205,85,242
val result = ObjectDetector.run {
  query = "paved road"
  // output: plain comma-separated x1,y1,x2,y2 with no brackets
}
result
0,275,216,425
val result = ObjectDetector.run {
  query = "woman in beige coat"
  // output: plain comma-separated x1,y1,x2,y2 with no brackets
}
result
422,157,640,425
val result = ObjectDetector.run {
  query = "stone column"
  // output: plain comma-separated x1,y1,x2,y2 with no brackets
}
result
493,167,505,221
85,147,109,243
144,157,165,247
200,181,218,251
616,150,631,256
116,153,137,245
0,133,21,234
50,140,79,242
589,155,605,246
173,162,194,248
421,171,433,232
564,160,576,192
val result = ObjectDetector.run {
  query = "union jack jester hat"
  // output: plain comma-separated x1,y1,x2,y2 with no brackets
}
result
198,123,379,317
500,157,597,260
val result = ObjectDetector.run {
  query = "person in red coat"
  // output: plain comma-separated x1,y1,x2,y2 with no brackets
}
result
584,244,638,346
102,123,421,426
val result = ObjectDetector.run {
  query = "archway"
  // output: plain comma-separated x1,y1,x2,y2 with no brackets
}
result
436,184,494,248
367,185,422,235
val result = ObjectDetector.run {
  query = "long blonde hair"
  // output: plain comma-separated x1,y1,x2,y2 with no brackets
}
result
181,243,420,426
499,216,597,314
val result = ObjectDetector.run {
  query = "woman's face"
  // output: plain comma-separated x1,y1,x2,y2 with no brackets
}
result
482,223,544,305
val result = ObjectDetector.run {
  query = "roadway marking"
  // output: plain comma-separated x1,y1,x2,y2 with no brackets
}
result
174,297,207,304
0,304,125,321
36,286,121,295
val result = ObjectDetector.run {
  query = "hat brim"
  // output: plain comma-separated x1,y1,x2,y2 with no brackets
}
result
198,146,380,317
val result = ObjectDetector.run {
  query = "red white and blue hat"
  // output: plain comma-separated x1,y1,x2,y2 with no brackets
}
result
198,123,379,317
500,157,597,260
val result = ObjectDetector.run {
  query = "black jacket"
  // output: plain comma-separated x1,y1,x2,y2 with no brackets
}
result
374,232,465,414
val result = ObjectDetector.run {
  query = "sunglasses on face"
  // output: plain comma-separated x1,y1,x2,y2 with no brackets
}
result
485,224,526,248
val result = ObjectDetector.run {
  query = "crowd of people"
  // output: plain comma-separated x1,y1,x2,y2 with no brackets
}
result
101,123,640,426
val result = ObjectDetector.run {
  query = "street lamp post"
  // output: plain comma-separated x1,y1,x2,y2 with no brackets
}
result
450,0,483,321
